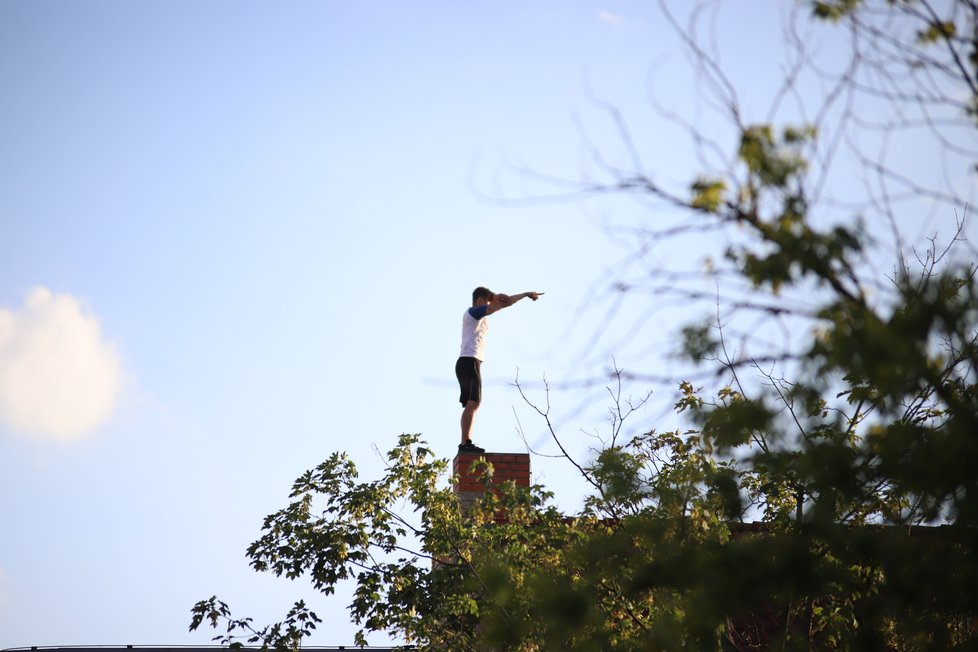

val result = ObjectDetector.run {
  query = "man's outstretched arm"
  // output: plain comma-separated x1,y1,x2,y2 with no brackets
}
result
486,291,543,314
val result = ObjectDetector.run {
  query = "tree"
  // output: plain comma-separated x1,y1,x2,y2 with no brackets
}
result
192,1,978,650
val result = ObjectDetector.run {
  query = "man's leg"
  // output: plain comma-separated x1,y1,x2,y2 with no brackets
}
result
461,400,480,443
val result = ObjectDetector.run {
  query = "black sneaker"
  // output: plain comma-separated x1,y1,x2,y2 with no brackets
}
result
458,440,485,454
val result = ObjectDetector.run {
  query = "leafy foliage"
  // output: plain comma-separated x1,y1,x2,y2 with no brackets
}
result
192,1,978,650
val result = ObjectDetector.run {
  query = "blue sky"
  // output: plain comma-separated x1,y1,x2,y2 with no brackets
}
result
1,1,973,648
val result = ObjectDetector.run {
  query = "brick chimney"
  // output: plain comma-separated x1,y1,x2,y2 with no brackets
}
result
453,450,530,519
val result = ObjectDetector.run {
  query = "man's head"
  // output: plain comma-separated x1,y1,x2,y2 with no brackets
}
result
472,286,494,306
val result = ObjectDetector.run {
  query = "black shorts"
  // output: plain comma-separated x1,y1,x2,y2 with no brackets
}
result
455,356,482,405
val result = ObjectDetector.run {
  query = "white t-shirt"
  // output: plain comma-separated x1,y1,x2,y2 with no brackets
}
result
459,305,490,361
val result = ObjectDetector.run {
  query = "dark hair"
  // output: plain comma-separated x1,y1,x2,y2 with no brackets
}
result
472,286,493,304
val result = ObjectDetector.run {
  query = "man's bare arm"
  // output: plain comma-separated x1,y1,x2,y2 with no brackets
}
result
486,291,543,314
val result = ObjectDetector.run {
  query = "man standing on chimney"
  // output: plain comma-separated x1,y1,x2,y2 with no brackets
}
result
456,286,542,453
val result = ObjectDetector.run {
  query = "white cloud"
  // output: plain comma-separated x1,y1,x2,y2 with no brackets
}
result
0,288,122,441
598,10,626,26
